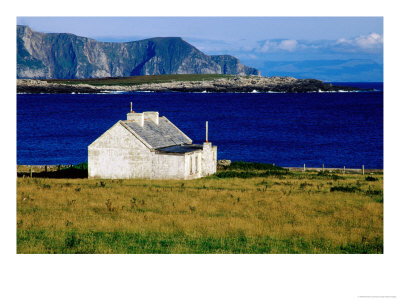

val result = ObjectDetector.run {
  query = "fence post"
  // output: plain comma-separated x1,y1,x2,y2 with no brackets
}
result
303,164,306,172
30,165,32,178
343,166,346,174
45,165,47,173
362,165,365,175
322,164,324,172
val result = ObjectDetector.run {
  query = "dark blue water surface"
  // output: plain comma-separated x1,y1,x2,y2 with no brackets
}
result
17,82,383,168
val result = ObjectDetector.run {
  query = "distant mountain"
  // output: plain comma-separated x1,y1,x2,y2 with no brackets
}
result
259,59,383,82
17,25,260,79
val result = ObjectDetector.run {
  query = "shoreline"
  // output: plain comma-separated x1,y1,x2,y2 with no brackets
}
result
16,76,372,94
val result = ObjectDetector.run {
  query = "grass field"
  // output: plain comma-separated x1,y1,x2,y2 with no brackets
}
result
45,74,235,86
16,162,383,254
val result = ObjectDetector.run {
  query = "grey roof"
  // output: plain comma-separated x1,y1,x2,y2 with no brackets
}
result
122,117,192,149
156,144,203,154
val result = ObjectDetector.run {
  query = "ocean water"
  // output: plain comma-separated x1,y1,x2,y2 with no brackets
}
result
17,82,383,169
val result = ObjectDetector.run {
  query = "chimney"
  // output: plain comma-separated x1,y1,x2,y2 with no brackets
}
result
143,111,159,125
205,121,208,142
203,121,211,150
127,112,144,126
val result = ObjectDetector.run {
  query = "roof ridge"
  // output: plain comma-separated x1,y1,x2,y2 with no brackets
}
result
162,116,193,144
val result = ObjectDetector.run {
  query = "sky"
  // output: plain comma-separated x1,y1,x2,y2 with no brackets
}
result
17,17,383,81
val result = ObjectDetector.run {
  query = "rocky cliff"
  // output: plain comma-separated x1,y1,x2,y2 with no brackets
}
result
17,25,260,79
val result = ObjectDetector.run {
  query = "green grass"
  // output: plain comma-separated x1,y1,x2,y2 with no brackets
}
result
227,161,286,171
330,185,361,193
18,229,383,254
17,165,383,254
215,170,288,179
45,74,236,86
215,161,289,178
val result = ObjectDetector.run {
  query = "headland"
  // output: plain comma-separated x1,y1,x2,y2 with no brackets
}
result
17,74,370,94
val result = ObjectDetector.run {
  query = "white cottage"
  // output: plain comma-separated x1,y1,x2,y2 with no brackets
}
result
88,110,217,180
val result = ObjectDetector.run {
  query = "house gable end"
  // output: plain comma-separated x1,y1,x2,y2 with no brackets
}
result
88,121,150,151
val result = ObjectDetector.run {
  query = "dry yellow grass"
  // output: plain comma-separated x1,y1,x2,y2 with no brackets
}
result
16,171,383,253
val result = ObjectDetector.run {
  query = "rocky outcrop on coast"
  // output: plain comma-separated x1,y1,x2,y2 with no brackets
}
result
17,79,99,94
17,76,367,94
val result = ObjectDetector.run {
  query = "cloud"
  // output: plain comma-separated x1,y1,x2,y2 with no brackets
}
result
258,39,299,53
254,34,383,56
259,40,277,52
278,40,298,51
336,33,383,50
355,33,383,48
186,34,383,69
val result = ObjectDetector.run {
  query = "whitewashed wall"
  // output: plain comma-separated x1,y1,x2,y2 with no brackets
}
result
201,142,217,176
88,122,152,179
184,151,203,180
151,153,186,179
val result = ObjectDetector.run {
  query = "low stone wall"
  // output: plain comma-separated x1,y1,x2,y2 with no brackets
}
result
17,165,74,173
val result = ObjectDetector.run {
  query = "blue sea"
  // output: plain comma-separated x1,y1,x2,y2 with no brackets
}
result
17,82,383,169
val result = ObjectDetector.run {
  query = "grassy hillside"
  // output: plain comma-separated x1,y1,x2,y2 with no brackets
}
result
17,163,383,254
45,74,236,86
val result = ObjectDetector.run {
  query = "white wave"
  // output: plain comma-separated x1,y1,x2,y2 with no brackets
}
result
102,90,128,94
109,90,126,94
315,90,335,93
